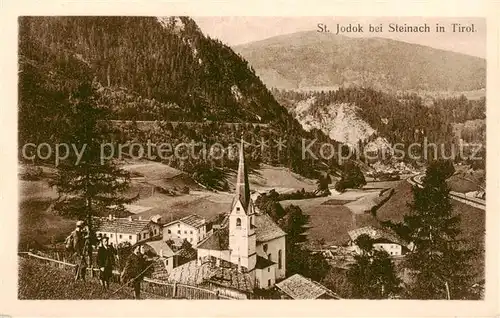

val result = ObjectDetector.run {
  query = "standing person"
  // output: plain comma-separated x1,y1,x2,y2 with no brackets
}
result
97,237,115,289
65,220,87,281
121,246,149,299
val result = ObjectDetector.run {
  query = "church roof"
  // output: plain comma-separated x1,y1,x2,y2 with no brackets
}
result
255,255,275,269
232,138,251,213
255,213,286,243
196,227,230,251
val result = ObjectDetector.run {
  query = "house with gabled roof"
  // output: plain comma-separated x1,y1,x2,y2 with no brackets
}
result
348,225,410,256
275,274,340,300
163,214,207,245
94,215,162,245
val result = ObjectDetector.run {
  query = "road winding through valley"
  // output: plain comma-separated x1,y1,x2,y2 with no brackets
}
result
407,175,485,210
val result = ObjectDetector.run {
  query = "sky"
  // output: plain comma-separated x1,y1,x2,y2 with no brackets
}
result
194,17,486,58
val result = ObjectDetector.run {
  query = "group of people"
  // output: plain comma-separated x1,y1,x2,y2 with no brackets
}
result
65,220,152,299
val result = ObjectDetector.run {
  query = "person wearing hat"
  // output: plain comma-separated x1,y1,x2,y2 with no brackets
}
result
65,220,87,281
121,245,150,299
97,237,115,290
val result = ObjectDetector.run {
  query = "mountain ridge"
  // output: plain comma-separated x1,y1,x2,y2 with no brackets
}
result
233,31,486,92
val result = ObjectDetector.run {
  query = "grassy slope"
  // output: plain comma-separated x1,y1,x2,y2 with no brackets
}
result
18,257,134,299
281,193,379,247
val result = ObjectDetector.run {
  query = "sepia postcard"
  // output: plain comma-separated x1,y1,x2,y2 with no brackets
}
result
1,0,499,317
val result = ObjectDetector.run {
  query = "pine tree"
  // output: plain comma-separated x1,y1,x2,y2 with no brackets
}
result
347,235,402,299
402,160,475,299
50,79,134,268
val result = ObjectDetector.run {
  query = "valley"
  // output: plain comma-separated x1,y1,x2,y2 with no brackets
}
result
16,16,486,301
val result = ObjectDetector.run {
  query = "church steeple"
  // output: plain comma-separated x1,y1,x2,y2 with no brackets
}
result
228,136,256,272
233,137,251,212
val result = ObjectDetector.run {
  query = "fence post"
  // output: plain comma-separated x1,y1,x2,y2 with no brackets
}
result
173,282,177,298
215,290,219,299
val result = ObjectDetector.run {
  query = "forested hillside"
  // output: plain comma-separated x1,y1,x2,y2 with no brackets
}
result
19,16,293,123
18,16,336,182
273,87,486,156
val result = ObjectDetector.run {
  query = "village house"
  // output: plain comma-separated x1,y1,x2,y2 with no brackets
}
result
167,138,287,296
163,214,207,245
275,274,340,299
348,225,410,256
143,240,176,272
94,215,162,245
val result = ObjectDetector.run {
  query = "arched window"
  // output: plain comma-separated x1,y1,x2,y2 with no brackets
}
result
236,218,241,227
278,250,283,269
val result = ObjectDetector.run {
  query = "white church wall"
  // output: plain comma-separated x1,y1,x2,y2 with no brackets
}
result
256,236,286,279
256,265,276,289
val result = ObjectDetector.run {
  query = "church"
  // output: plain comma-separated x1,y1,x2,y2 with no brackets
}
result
167,138,286,295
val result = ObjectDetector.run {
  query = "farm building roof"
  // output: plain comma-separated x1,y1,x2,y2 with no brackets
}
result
348,225,408,247
144,240,175,258
94,218,152,235
275,274,340,300
255,213,286,243
168,260,254,293
164,214,206,229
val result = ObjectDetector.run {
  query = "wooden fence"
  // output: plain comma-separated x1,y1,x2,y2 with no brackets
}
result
19,251,234,300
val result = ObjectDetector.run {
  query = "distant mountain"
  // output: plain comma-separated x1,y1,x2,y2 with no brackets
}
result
233,31,486,92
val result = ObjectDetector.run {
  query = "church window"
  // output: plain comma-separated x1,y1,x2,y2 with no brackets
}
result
263,244,268,252
168,229,171,234
236,207,240,211
268,253,272,261
236,218,241,227
268,279,271,287
278,250,282,269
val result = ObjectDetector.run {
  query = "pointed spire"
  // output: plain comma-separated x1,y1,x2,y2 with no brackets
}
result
234,136,251,212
